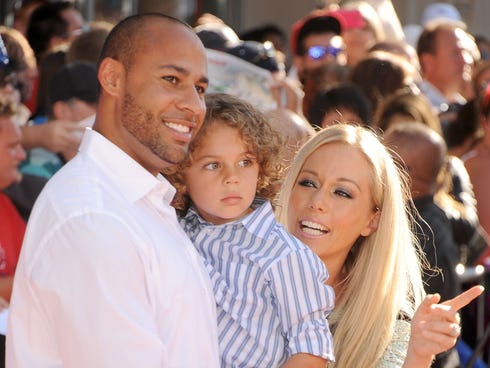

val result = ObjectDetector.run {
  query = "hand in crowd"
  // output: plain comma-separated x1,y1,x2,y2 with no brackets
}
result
22,119,85,153
404,285,484,368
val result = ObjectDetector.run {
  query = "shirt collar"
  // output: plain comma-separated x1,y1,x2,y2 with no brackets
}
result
183,197,276,238
79,128,176,205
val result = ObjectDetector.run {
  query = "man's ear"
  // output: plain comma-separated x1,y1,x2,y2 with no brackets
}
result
360,209,381,237
98,57,124,96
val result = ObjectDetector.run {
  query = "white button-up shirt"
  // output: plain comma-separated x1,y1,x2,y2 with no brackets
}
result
7,128,220,367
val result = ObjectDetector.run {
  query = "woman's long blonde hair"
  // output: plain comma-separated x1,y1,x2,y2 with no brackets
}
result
275,124,425,367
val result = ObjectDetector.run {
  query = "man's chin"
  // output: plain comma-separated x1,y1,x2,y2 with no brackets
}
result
156,146,189,166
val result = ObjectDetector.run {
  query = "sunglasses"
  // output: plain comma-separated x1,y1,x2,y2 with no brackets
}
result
307,45,343,60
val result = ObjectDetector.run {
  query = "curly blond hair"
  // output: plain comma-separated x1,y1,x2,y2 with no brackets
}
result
165,93,285,214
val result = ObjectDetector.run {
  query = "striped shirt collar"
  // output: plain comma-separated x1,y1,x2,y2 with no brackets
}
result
184,197,276,238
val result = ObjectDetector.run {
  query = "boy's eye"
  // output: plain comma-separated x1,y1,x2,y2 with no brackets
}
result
238,159,254,167
298,178,317,189
203,162,219,170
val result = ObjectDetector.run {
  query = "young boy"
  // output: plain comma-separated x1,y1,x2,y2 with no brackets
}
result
166,93,335,367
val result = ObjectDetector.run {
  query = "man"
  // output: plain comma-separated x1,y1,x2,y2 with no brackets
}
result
289,10,345,83
18,61,97,178
7,13,219,367
26,1,86,62
385,122,461,368
417,22,471,113
0,97,27,368
0,100,26,304
47,61,97,161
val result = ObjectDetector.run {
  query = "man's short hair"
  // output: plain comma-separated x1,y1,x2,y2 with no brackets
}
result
98,13,190,70
417,23,460,62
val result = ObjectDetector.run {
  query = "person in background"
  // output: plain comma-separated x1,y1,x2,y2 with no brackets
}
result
289,9,346,86
0,98,26,304
7,13,220,367
471,60,490,100
332,4,384,68
12,0,45,37
26,1,86,63
0,29,47,226
307,82,371,127
240,23,288,67
48,61,97,162
374,89,442,134
18,60,96,178
167,93,335,368
349,50,416,116
375,90,488,269
265,107,315,169
66,22,113,65
445,99,482,159
464,85,490,238
385,122,463,367
0,95,27,368
275,124,483,367
289,9,349,117
0,26,38,117
417,22,470,114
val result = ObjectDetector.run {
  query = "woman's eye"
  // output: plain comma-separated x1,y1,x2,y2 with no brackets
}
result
298,179,317,188
334,188,352,199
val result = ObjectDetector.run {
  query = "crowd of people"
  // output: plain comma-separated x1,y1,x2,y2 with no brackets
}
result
0,0,489,367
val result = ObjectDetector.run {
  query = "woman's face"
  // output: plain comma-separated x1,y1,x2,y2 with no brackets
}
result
288,142,379,267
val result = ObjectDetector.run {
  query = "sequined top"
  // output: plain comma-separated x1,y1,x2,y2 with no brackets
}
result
378,319,411,367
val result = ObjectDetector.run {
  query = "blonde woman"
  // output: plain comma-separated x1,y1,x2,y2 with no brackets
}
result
275,124,483,367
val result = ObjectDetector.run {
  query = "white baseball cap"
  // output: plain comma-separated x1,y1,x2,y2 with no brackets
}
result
421,3,466,29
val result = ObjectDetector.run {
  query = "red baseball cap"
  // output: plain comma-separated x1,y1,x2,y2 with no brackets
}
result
290,9,344,56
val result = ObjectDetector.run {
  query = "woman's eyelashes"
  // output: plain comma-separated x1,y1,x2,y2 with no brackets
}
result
297,177,353,199
298,178,318,189
333,188,352,199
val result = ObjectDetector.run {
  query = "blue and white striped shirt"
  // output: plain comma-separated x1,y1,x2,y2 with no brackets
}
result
181,198,335,367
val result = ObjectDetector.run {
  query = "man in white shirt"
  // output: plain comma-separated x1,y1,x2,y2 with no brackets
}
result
417,22,470,112
6,13,220,367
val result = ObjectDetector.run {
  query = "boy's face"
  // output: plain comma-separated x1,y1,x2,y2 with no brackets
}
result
184,123,259,225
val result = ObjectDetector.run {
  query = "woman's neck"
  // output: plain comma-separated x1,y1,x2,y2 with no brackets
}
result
323,257,347,298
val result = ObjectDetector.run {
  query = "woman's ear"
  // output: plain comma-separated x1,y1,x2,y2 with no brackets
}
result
98,57,124,97
360,209,381,237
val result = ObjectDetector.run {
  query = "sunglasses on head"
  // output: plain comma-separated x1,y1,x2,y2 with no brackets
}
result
306,45,343,60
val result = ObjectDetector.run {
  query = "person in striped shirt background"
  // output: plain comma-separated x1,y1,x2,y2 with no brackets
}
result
166,92,335,367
